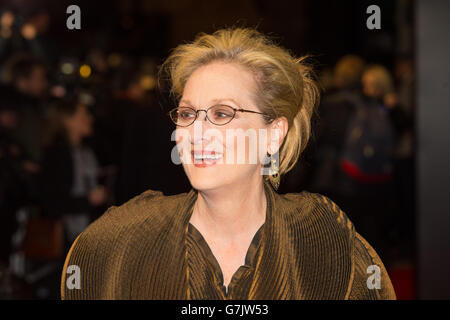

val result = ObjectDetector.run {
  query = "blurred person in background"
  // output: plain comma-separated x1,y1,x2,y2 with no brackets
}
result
311,61,409,261
309,54,366,195
40,99,107,251
1,54,48,205
333,54,366,93
362,65,410,145
0,57,48,264
362,64,414,260
280,55,367,193
0,88,25,265
4,54,48,166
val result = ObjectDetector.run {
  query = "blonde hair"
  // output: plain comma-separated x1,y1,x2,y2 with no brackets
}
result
334,54,366,89
363,64,394,97
159,27,320,176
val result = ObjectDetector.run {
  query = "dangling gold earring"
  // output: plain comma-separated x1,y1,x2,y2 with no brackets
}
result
268,152,280,190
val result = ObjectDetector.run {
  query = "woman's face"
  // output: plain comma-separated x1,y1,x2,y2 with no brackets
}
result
64,104,93,139
362,72,380,98
175,62,279,192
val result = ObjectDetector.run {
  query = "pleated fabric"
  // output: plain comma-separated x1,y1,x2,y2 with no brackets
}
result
61,180,396,300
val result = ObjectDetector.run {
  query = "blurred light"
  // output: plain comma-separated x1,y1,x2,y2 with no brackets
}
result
79,64,92,78
107,53,121,67
21,23,36,40
140,75,156,90
61,63,74,75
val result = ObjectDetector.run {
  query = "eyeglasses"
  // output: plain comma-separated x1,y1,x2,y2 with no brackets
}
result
168,104,273,127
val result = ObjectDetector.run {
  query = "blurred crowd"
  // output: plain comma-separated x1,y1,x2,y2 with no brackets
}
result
0,7,415,299
287,54,415,270
0,7,189,299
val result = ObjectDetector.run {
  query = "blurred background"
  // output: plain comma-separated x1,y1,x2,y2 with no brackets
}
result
0,0,448,300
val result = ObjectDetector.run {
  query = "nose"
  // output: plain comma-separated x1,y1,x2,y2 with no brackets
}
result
195,109,208,123
189,116,212,146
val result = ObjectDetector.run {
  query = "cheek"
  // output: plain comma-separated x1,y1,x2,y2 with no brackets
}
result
223,126,267,165
175,128,195,165
175,128,190,149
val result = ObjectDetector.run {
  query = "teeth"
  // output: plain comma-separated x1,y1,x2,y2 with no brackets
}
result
193,153,223,160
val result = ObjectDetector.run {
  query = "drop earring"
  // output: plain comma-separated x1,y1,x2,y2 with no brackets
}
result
268,151,280,190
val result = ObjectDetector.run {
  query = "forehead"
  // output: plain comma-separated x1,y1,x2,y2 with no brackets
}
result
181,62,256,106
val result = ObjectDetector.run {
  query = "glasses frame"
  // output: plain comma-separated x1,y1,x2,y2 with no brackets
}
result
168,104,273,127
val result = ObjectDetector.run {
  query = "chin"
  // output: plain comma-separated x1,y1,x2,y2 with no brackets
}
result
190,180,220,192
185,166,231,191
188,174,226,191
185,163,258,192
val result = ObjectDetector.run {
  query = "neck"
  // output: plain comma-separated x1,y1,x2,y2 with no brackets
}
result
190,174,267,241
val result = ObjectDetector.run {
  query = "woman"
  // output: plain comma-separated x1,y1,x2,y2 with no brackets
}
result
61,28,396,300
41,99,107,250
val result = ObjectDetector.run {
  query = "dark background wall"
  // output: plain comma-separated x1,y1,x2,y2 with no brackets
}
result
417,0,450,300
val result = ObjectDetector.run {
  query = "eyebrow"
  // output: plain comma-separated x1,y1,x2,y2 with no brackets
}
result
179,98,240,107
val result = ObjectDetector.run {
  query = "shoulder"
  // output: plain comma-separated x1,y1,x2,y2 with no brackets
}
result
277,191,396,300
83,189,190,240
348,232,397,300
271,191,357,298
275,191,354,234
61,188,192,299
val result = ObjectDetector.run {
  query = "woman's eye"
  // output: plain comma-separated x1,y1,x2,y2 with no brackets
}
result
213,110,233,118
216,112,228,118
180,111,194,119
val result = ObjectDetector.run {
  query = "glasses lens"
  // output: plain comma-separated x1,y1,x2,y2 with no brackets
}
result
208,105,235,125
171,107,196,126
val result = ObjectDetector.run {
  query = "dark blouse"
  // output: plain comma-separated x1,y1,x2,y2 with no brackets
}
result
186,222,264,299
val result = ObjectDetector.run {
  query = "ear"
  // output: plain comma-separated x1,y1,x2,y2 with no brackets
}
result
267,116,288,154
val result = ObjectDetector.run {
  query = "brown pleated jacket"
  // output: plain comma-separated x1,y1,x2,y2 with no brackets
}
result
61,180,396,300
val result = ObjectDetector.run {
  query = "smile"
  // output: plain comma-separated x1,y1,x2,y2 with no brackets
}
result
193,153,223,160
191,151,223,167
